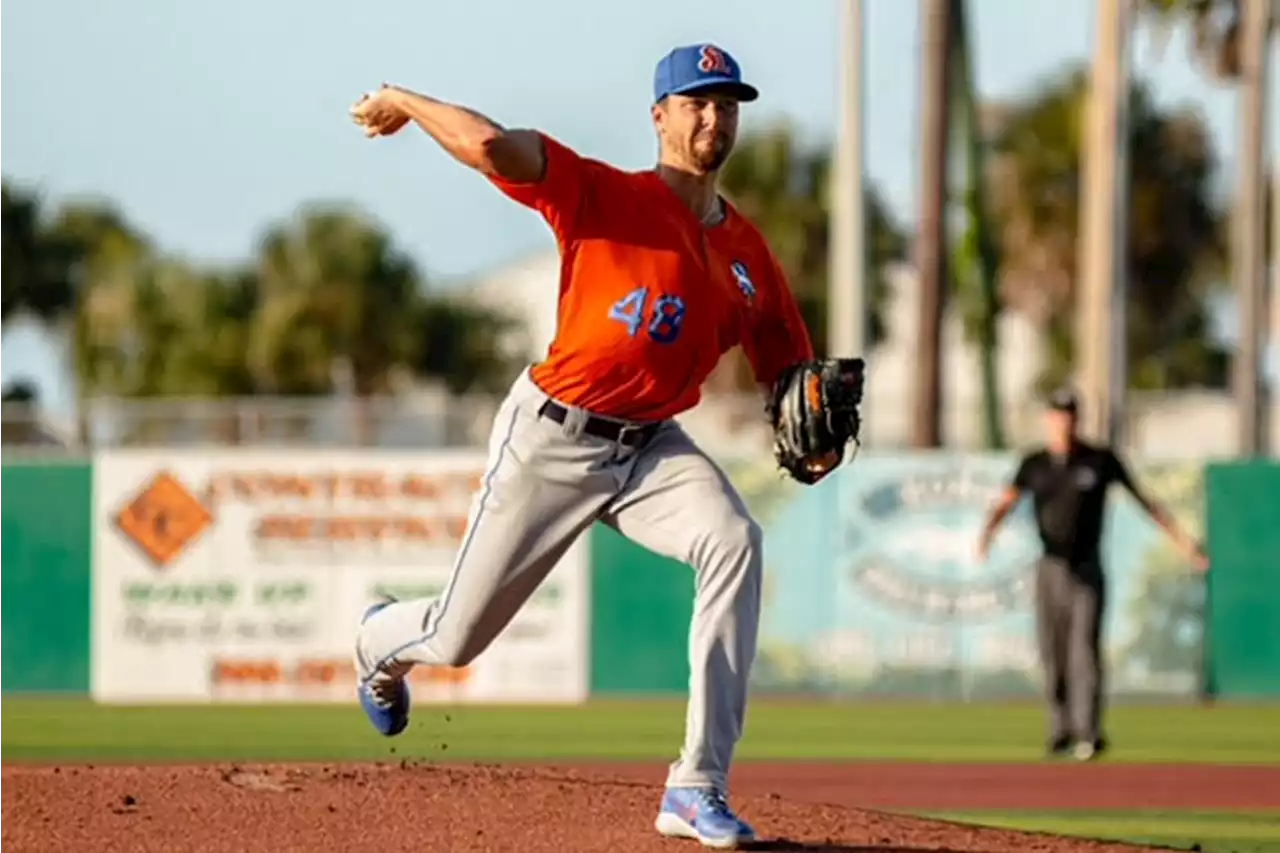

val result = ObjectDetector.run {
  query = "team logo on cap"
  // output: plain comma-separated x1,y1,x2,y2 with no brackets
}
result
730,261,755,301
698,45,730,74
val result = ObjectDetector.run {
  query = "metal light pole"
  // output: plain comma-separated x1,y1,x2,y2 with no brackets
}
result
829,0,868,359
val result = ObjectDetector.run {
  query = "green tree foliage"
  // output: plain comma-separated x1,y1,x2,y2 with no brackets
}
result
250,204,421,397
412,298,525,395
1,180,525,414
1,185,79,325
985,66,1229,392
3,64,1233,413
60,203,158,397
1141,0,1271,81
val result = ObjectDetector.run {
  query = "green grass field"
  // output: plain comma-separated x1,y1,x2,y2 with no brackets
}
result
3,698,1278,852
923,811,1280,853
5,698,1280,764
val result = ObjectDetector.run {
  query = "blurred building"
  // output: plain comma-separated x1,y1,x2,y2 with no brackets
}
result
865,262,1044,450
468,250,563,370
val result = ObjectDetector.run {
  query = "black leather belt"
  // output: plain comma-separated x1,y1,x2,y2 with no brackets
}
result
537,399,661,448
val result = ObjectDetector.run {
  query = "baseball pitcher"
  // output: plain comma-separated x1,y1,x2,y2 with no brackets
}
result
347,43,865,848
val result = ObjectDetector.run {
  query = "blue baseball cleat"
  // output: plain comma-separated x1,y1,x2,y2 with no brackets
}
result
654,787,756,849
354,601,410,737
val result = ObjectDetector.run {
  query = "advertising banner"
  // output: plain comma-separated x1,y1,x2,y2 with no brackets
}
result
91,449,589,704
715,452,1205,699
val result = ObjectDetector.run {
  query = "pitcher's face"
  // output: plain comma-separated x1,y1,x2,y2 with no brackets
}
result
653,90,740,174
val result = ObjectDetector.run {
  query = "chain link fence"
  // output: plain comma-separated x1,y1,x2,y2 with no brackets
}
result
5,387,1276,460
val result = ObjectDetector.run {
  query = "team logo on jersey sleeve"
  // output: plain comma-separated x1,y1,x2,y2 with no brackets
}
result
730,261,756,301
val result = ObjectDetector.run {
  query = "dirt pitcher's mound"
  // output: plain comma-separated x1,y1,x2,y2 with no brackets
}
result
2,763,1167,853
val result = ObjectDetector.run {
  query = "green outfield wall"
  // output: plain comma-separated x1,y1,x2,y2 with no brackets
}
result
1,459,94,693
1204,460,1280,699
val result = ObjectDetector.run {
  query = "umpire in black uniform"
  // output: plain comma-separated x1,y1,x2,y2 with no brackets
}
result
977,388,1207,760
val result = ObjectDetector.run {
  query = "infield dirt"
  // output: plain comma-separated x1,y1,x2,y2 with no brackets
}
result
5,760,1278,852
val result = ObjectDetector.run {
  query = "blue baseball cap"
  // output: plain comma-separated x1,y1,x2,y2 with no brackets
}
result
653,43,759,105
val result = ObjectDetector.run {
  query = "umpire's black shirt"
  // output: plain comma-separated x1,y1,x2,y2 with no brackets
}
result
1012,440,1134,567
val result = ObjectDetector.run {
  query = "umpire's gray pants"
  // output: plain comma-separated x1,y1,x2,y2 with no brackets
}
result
1034,557,1106,743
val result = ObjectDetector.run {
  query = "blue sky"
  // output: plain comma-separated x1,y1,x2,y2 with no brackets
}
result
2,0,1274,415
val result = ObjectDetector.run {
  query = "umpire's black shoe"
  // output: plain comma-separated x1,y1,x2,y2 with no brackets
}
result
1046,735,1073,757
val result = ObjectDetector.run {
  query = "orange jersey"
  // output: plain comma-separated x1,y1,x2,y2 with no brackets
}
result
488,133,814,422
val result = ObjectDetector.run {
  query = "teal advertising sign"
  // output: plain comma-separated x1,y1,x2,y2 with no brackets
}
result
719,452,1204,700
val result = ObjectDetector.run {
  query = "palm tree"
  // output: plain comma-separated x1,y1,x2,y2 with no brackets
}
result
250,204,427,444
1143,0,1259,78
950,0,1007,449
63,204,155,396
912,0,958,448
137,264,263,443
39,200,154,443
985,67,1228,393
1,182,78,326
1143,0,1274,453
48,199,263,443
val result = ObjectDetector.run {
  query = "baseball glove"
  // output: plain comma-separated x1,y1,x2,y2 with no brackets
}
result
765,357,866,485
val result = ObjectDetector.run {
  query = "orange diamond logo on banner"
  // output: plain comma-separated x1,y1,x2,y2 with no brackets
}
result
114,471,213,569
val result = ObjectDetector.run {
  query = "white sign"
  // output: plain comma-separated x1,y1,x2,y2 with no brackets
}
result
91,449,589,704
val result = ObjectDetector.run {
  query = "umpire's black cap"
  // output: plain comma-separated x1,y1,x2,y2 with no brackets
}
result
1047,386,1080,414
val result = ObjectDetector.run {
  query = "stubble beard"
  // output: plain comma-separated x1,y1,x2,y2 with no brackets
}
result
691,135,731,174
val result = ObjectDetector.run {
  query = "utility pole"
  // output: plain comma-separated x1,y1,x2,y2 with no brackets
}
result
829,0,868,360
1074,0,1132,445
1108,0,1134,450
1233,0,1271,456
911,0,955,448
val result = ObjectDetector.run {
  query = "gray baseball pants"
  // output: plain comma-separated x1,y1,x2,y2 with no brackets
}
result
1034,556,1106,744
355,369,763,791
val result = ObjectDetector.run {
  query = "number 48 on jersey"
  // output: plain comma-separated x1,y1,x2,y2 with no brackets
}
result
608,287,686,345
